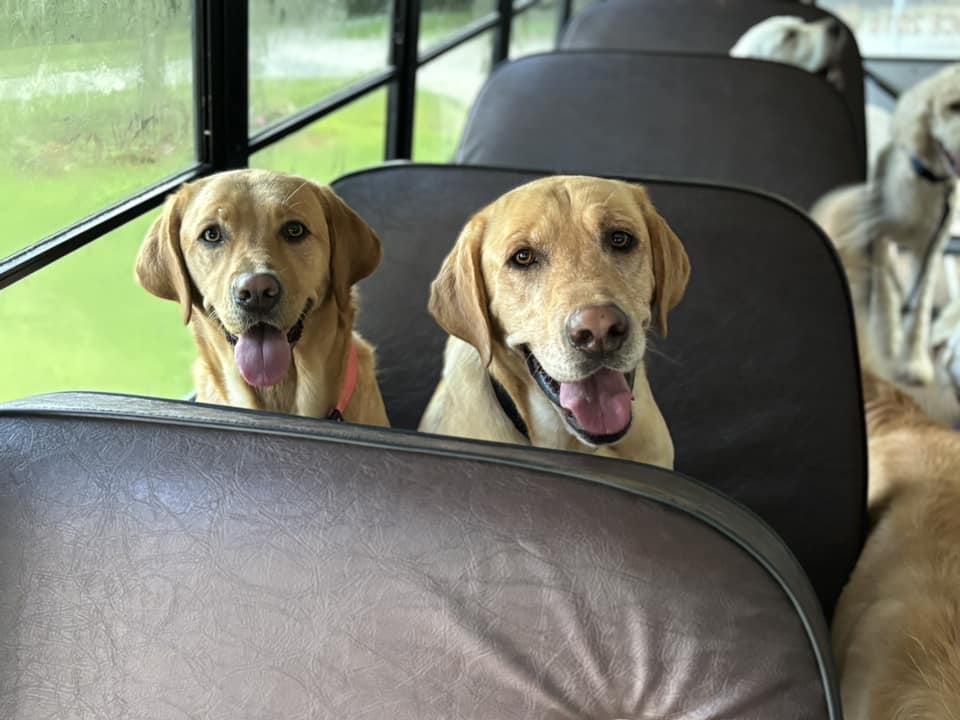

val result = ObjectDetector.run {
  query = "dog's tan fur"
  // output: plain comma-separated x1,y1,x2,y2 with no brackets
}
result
419,176,689,468
136,169,388,425
812,63,960,387
832,372,960,719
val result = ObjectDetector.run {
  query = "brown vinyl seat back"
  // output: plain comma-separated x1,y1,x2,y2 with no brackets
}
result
0,392,839,718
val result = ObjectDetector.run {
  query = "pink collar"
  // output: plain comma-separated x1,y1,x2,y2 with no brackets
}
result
327,342,359,422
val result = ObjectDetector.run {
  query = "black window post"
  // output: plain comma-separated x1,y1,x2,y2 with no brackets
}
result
386,0,421,160
493,0,513,66
555,0,572,46
196,0,250,170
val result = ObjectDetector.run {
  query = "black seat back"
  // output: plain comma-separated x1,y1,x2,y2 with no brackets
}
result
559,0,866,165
455,51,863,209
334,163,866,614
0,391,838,718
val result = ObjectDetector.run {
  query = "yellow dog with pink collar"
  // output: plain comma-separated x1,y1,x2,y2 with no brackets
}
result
136,169,389,426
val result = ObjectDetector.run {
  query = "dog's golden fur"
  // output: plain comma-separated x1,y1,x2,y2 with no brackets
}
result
136,169,388,425
419,176,689,468
832,371,960,718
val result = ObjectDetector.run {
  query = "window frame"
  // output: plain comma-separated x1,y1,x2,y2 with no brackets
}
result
0,0,567,291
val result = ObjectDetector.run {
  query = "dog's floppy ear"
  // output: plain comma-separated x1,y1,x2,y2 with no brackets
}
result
428,213,493,367
892,78,934,155
313,185,383,314
135,186,197,324
633,186,690,337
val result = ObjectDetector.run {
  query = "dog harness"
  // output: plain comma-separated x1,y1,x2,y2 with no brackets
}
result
900,153,955,314
327,342,359,422
489,375,530,440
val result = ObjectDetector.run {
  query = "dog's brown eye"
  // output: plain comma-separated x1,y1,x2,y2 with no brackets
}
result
948,100,960,114
283,221,307,241
511,248,536,267
608,231,635,251
200,226,222,244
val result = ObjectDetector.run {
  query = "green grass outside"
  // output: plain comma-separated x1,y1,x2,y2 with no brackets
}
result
0,9,555,404
0,82,469,404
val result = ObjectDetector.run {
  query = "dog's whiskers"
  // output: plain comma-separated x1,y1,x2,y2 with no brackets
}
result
282,181,310,207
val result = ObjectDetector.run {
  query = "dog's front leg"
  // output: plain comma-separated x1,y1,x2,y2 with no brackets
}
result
869,237,904,367
899,235,950,386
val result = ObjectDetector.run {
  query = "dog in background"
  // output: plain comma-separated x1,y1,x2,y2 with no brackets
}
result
420,176,689,469
730,15,847,91
136,169,389,426
832,371,960,717
812,64,960,387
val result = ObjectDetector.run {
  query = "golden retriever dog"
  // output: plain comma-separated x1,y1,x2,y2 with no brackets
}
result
136,169,389,425
832,372,960,717
730,15,847,90
812,63,960,387
419,176,690,468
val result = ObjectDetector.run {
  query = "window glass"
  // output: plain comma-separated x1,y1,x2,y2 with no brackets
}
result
420,0,498,54
510,0,559,59
1,0,195,260
414,32,494,161
570,0,602,19
250,90,387,182
819,0,960,58
0,213,196,404
249,0,391,135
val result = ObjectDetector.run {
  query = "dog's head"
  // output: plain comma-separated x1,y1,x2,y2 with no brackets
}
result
135,169,381,389
894,63,960,177
730,15,845,78
429,176,689,446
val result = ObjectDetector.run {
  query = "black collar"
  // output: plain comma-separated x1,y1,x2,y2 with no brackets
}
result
910,154,952,184
489,375,529,440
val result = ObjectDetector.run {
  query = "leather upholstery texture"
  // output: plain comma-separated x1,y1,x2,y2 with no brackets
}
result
559,0,866,167
455,51,863,210
333,164,866,616
0,392,838,719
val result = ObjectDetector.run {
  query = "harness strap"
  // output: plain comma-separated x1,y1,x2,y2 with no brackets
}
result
327,342,359,422
489,375,530,441
901,191,953,314
910,155,952,184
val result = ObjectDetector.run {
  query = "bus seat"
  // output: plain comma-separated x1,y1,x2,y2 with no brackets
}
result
0,391,838,718
559,0,866,167
455,51,863,209
332,163,865,616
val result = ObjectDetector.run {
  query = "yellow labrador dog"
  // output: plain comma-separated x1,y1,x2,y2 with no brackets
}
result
136,169,389,425
420,176,689,468
730,15,847,90
832,372,960,717
813,64,960,387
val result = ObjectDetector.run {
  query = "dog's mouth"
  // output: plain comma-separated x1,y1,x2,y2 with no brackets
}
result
221,300,313,388
524,349,636,446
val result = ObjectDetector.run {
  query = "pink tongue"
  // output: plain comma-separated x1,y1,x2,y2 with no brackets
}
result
558,368,633,437
234,325,292,388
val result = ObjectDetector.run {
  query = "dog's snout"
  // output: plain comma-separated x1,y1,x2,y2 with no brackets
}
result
827,19,842,38
233,272,281,313
566,304,629,355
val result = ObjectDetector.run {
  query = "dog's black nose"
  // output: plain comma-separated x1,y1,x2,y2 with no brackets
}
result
233,272,281,313
566,304,629,355
827,19,842,38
